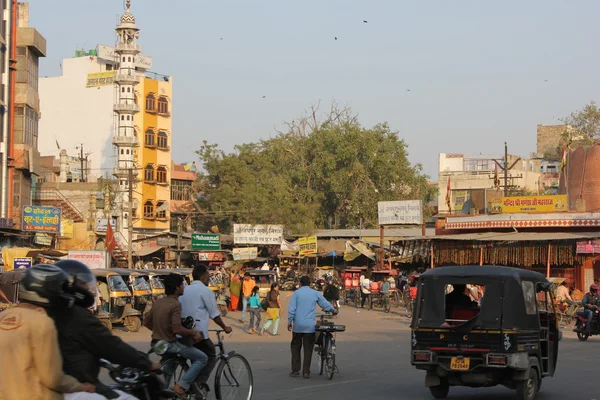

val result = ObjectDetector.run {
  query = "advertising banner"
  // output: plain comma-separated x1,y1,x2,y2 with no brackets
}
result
377,200,423,225
191,233,221,251
232,247,258,261
13,257,32,269
233,224,284,245
576,240,600,254
95,218,117,233
22,206,61,233
34,233,53,246
60,219,74,238
86,71,116,87
68,250,108,269
501,195,567,213
298,236,318,256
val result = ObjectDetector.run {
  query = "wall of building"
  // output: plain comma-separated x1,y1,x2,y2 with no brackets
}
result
537,124,565,157
39,56,114,179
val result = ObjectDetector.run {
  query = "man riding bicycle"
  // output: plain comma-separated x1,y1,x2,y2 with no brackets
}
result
144,273,207,398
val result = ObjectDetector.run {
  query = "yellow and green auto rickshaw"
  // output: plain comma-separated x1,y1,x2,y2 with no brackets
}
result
146,269,167,300
92,269,142,332
113,269,154,318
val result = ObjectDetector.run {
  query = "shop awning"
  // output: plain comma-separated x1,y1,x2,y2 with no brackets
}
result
135,246,166,257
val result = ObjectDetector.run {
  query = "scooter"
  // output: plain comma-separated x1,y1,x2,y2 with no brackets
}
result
216,287,231,316
100,359,174,400
574,307,600,341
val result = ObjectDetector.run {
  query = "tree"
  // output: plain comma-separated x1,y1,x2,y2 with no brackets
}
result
561,101,600,146
196,105,436,234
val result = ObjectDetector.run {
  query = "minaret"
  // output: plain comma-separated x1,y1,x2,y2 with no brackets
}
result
113,0,141,246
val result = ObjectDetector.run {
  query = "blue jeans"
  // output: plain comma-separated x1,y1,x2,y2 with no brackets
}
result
248,307,261,330
167,341,208,390
579,309,593,332
241,296,249,321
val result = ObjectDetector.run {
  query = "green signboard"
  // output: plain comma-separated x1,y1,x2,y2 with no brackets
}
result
191,233,221,251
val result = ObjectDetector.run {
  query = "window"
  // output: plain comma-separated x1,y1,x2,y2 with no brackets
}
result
171,180,192,201
156,201,167,219
156,166,167,184
522,281,537,315
16,48,39,90
106,64,114,71
145,94,156,112
157,131,168,149
145,129,155,147
143,201,155,219
157,97,169,115
120,115,124,120
144,164,155,182
14,106,38,147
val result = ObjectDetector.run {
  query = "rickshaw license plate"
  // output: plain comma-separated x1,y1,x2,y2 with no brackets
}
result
450,357,470,371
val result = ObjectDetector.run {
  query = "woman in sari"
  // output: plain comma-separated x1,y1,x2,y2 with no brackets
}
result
229,273,242,311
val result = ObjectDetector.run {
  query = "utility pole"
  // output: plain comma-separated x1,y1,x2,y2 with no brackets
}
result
127,168,134,269
78,143,84,182
176,217,182,267
493,142,521,196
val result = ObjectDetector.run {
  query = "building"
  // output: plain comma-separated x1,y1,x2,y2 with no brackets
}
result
170,162,197,232
437,153,542,215
11,2,45,229
537,124,566,158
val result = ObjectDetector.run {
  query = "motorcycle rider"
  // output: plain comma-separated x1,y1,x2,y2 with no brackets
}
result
47,259,159,400
0,264,96,400
322,276,340,310
577,284,600,334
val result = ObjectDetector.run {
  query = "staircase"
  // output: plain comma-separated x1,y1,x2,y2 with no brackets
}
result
109,231,130,268
33,190,85,223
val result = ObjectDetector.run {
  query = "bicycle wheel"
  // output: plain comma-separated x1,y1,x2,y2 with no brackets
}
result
214,354,253,400
318,337,326,376
164,359,202,399
406,300,413,318
392,292,400,308
324,335,336,380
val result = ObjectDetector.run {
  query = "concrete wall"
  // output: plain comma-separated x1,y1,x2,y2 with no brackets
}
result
39,57,114,180
537,124,565,157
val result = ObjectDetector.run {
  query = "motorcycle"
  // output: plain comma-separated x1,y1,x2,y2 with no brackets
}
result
216,287,231,316
100,359,175,400
574,306,600,341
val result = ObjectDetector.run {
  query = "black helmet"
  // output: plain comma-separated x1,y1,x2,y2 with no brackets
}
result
19,264,73,307
54,259,97,309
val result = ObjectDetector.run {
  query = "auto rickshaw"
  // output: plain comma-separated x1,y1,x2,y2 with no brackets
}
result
0,270,24,311
93,269,142,332
411,266,559,400
114,269,154,318
246,269,278,299
173,268,225,297
146,270,167,300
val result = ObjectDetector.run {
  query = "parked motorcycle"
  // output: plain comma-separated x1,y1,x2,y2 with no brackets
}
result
574,307,600,341
100,359,174,400
216,287,231,316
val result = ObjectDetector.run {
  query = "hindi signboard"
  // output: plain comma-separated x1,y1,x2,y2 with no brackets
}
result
233,224,284,245
191,233,221,251
68,250,108,269
232,247,258,261
13,257,32,269
22,206,61,233
86,71,116,87
501,195,567,213
34,233,53,246
60,219,74,238
95,218,117,233
377,200,423,225
298,236,318,256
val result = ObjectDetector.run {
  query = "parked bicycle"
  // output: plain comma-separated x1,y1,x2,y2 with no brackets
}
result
314,313,346,380
152,329,253,400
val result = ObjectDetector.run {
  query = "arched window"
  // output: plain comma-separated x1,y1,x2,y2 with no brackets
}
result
145,94,155,112
156,166,167,184
127,87,131,93
120,149,124,155
128,56,132,62
156,201,167,219
157,131,168,149
143,200,155,219
126,149,130,155
145,129,155,147
121,87,125,92
144,164,155,182
120,115,124,120
157,97,169,115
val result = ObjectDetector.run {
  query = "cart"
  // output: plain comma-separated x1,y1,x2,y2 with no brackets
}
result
341,267,367,307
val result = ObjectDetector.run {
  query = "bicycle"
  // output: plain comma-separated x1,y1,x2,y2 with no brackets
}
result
154,329,253,400
314,313,346,380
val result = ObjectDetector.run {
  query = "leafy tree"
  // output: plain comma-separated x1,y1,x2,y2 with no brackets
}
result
561,101,600,146
196,105,436,234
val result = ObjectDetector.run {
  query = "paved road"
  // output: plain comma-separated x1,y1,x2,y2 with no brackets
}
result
113,292,598,400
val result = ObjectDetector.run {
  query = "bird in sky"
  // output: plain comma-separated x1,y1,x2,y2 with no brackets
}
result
544,79,548,82
406,89,411,92
363,20,368,23
335,37,338,40
262,96,266,99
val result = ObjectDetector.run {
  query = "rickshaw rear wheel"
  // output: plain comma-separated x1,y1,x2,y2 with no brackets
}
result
124,316,141,332
100,318,112,332
428,379,449,399
516,369,539,400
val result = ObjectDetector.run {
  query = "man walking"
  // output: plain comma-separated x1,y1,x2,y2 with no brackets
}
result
239,272,256,324
288,276,336,379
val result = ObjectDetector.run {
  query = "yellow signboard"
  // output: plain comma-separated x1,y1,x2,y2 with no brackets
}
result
298,236,318,256
60,219,74,238
501,195,567,213
86,71,116,87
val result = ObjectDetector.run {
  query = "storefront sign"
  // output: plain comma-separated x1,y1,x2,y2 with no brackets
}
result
34,233,53,246
86,71,116,87
191,233,221,251
501,195,567,213
195,252,225,262
298,236,318,256
576,240,600,254
232,247,258,261
0,218,13,228
22,206,61,233
13,257,32,269
68,250,108,269
157,237,177,246
95,218,117,232
453,191,468,212
233,224,284,245
60,219,74,238
377,200,423,225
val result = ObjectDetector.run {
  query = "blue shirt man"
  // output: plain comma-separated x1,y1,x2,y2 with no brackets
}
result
287,276,335,379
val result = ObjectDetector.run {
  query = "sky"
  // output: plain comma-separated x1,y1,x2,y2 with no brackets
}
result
29,0,600,179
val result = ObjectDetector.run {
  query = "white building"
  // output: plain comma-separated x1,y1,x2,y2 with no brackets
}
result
39,45,152,182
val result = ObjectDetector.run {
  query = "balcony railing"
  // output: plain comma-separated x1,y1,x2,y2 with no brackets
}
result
114,103,140,113
113,136,139,146
115,43,141,52
114,73,140,85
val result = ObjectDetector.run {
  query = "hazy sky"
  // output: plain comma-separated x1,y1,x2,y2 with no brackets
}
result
29,0,600,179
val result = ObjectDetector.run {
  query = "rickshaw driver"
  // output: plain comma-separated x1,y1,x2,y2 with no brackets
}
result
577,284,600,334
